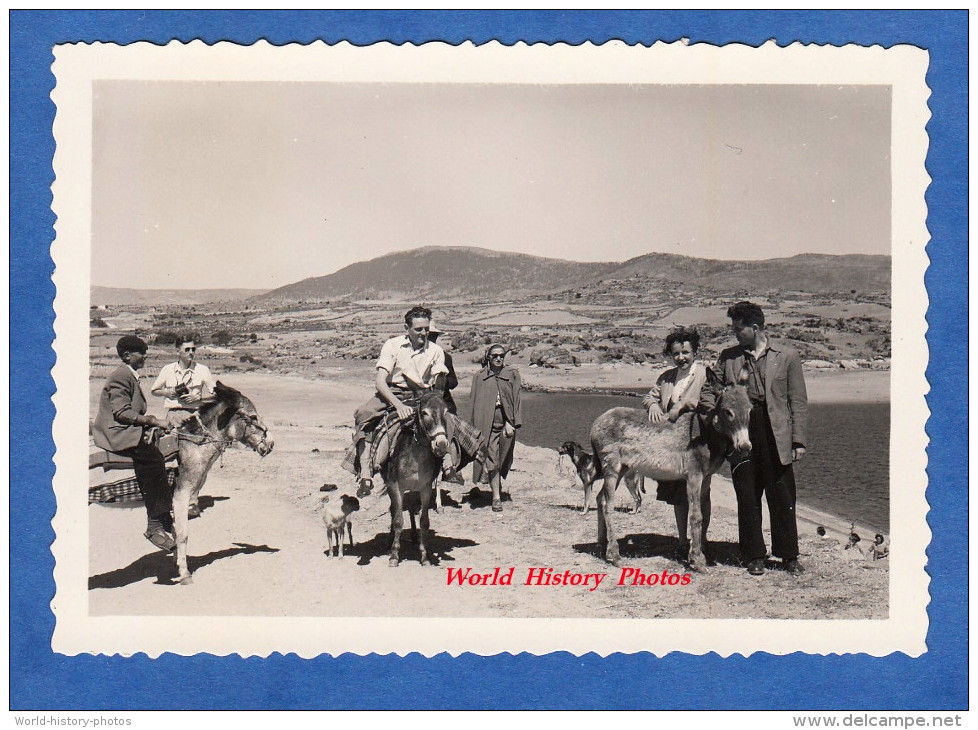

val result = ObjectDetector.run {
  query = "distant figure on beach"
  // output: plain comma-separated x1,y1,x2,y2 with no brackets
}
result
643,326,709,551
348,306,448,496
704,301,809,577
91,335,175,552
470,344,523,512
868,533,889,560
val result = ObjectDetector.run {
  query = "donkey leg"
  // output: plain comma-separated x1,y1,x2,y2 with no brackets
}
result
419,492,431,566
596,489,607,549
599,472,623,567
700,473,713,563
388,490,403,567
187,481,203,519
686,473,708,573
626,473,642,514
171,483,193,584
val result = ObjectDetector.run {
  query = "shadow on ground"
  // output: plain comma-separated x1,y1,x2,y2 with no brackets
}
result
573,532,743,569
89,542,279,589
347,530,479,567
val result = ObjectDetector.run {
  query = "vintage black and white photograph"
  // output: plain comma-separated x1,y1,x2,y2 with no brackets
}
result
49,41,930,657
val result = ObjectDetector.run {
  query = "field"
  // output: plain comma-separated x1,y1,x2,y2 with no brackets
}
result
89,286,891,382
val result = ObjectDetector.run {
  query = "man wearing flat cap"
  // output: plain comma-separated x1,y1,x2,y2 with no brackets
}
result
91,335,175,551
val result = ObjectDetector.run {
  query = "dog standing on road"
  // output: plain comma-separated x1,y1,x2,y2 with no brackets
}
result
558,440,644,515
323,493,360,558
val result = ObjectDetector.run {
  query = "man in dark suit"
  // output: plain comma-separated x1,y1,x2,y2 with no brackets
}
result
92,335,175,551
709,301,809,576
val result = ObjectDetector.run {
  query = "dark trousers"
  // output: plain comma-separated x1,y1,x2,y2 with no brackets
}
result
730,405,799,561
120,442,172,528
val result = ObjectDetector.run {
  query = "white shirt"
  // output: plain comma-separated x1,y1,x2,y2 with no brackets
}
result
151,361,216,411
376,335,449,390
669,361,705,407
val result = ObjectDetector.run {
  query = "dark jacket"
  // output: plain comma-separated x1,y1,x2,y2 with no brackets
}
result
442,352,459,414
91,365,153,452
469,365,523,480
709,339,809,465
469,365,523,435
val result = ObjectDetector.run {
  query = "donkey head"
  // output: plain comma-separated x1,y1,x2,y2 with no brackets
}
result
714,384,752,456
213,381,274,456
415,389,450,459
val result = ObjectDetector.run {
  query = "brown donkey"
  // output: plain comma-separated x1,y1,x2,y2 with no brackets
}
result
382,390,451,567
589,383,752,571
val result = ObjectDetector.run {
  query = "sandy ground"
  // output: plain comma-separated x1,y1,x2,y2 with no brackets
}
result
88,368,888,618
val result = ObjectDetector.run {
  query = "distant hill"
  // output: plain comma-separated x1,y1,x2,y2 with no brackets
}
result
91,287,268,306
257,246,620,302
613,252,891,293
258,246,890,302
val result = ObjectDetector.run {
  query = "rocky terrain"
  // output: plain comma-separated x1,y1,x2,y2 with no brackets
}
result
89,246,891,380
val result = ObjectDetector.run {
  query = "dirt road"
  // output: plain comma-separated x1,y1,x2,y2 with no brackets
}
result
89,372,887,619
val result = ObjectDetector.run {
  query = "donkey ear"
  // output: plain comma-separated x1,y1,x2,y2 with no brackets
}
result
217,405,237,431
215,381,242,407
704,368,718,387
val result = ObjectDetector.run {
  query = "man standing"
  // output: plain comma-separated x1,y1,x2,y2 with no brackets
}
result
91,335,175,551
712,301,809,576
151,334,216,428
350,305,449,496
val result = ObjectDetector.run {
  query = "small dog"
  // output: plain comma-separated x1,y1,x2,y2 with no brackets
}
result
323,494,360,558
558,440,644,515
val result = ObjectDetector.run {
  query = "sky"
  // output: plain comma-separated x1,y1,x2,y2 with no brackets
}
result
92,82,890,289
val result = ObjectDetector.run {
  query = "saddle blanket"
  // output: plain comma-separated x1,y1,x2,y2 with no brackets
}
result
89,433,179,470
88,467,178,504
341,412,483,475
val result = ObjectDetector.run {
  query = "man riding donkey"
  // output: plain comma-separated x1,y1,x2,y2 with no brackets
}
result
344,305,481,498
91,335,176,552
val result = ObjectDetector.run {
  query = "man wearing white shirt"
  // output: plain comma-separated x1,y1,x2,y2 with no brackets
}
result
151,334,217,429
351,305,449,496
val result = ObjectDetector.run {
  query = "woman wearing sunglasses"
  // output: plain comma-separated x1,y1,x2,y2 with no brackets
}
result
470,344,523,512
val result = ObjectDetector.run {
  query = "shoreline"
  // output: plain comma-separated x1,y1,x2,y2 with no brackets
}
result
90,365,889,539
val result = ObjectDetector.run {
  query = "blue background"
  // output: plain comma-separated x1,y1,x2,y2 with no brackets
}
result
10,11,967,710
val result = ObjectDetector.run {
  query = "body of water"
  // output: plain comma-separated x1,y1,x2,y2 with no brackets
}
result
456,391,889,531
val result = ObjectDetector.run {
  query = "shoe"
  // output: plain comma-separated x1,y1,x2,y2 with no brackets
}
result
356,478,374,498
188,503,201,519
783,558,805,574
443,471,465,486
746,559,765,576
144,527,176,552
492,500,503,512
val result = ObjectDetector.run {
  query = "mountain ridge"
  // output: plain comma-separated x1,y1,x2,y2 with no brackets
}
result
257,246,890,302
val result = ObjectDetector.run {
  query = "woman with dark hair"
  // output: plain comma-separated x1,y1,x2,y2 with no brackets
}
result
470,344,523,512
643,326,709,553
